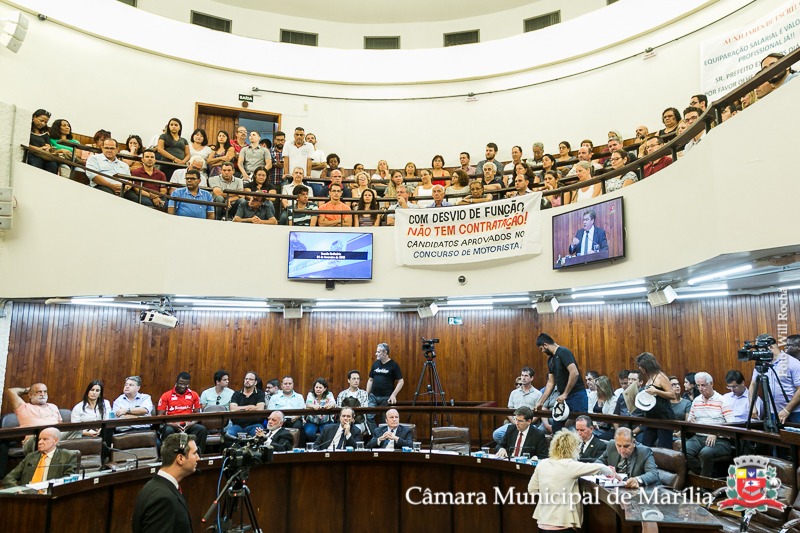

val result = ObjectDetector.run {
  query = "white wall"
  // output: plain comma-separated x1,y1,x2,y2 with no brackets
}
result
2,80,799,300
0,0,771,168
136,0,604,50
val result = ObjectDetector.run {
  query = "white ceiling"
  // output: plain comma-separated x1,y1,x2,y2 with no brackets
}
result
213,0,544,24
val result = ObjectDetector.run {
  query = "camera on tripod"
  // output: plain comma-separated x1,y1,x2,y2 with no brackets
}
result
737,335,776,363
421,337,439,359
222,436,273,477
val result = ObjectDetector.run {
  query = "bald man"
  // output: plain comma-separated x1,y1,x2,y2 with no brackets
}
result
3,427,77,487
366,409,413,450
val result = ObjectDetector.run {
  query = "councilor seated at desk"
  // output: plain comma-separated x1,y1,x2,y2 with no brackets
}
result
315,407,361,450
3,427,77,487
366,408,412,450
494,406,549,459
595,427,659,489
575,415,607,462
254,411,294,452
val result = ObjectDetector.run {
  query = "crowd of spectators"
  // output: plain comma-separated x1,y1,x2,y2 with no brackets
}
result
23,52,797,227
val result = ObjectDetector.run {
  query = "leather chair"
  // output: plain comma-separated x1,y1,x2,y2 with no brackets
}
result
59,409,73,424
284,427,301,449
431,426,471,455
59,437,103,472
110,430,158,465
401,423,416,442
779,467,800,533
651,447,686,490
201,405,229,451
1,413,25,459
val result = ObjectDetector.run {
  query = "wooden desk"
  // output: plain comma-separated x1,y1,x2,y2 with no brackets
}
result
0,451,720,533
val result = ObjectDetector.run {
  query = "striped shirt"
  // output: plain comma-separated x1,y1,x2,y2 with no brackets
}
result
688,391,734,433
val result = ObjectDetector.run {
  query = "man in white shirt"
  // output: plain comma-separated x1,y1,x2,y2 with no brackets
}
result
686,372,735,476
199,370,234,408
305,132,326,187
492,367,542,443
502,145,524,187
86,138,141,202
170,156,207,187
282,127,314,180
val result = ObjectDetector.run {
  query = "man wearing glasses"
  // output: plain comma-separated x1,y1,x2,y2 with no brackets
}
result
86,138,140,202
200,370,234,409
112,376,155,432
225,372,266,442
686,372,734,476
167,169,215,219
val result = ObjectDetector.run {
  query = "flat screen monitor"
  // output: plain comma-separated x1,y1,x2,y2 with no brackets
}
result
552,197,625,269
288,231,373,280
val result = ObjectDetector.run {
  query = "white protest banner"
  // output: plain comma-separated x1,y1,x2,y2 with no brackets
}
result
700,0,800,98
394,193,542,266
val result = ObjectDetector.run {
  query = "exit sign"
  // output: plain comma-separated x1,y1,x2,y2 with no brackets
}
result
447,317,463,325
239,94,254,102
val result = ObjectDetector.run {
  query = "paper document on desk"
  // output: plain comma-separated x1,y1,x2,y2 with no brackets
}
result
581,474,628,487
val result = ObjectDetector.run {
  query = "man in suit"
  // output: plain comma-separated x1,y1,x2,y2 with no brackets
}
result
314,407,361,450
132,432,199,533
254,411,294,452
596,427,659,489
575,415,606,462
366,408,413,450
568,209,608,256
3,427,77,487
494,407,549,459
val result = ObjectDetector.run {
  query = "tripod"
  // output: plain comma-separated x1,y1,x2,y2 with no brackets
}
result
746,361,789,436
412,354,451,427
202,467,263,533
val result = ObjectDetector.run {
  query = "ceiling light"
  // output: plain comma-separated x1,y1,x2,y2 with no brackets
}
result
191,307,273,312
571,279,645,292
559,301,606,307
312,308,385,313
571,287,648,299
315,301,397,307
172,298,268,307
687,264,752,285
446,297,529,305
674,291,730,299
437,305,493,311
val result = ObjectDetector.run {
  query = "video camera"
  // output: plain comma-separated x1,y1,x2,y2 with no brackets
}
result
737,334,776,363
222,436,273,477
422,337,439,359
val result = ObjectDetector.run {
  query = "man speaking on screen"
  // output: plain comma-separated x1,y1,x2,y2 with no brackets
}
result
568,209,608,256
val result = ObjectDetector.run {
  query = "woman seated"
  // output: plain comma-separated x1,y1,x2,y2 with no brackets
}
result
604,149,638,192
458,180,492,205
543,170,562,207
351,171,371,203
27,109,58,174
48,118,83,176
69,380,111,439
570,161,601,203
384,170,406,199
414,169,435,207
431,154,450,186
659,107,681,138
207,130,235,177
355,188,381,227
120,134,144,172
555,140,573,163
371,159,391,184
444,170,470,202
403,161,418,183
536,153,559,180
304,378,335,442
592,376,618,440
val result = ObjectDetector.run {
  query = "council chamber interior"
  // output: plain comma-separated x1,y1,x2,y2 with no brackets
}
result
1,0,799,532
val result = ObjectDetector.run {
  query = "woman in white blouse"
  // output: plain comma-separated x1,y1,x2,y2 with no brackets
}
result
70,379,111,438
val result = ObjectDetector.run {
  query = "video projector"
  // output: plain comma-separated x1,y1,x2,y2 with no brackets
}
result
139,310,178,329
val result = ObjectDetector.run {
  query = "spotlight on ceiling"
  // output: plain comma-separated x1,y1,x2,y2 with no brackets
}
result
417,302,439,319
535,297,560,314
647,285,677,307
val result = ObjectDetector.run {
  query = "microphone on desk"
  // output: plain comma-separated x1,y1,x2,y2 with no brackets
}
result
103,443,139,470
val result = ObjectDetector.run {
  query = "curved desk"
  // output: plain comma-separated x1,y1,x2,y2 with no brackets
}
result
0,450,720,533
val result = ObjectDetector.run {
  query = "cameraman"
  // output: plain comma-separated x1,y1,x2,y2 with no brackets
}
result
747,334,800,424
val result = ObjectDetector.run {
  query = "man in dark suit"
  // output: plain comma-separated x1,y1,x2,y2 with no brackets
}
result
2,427,77,487
568,209,608,256
255,411,295,452
494,407,549,459
132,432,199,533
595,427,659,488
314,407,361,450
366,408,413,450
575,415,606,462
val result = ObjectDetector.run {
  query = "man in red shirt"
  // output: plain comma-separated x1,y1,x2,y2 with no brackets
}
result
642,136,673,178
157,372,208,453
130,149,167,208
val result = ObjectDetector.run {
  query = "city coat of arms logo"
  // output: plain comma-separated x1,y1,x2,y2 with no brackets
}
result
717,456,785,512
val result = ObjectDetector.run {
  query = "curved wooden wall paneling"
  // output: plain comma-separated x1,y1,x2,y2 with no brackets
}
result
5,293,798,431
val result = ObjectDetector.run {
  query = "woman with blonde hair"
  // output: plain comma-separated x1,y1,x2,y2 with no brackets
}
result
371,159,391,183
529,429,614,532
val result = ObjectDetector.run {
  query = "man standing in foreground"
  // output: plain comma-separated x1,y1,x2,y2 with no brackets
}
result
534,333,588,432
132,433,199,533
366,342,404,427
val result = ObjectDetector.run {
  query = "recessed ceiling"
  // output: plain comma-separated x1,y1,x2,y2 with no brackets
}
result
213,0,545,24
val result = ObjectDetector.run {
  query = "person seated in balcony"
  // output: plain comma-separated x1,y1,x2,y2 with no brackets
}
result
167,169,214,219
445,169,470,202
542,170,562,207
86,138,148,202
320,169,352,199
658,107,681,138
156,117,190,181
565,145,602,177
592,376,618,441
633,125,650,158
403,161,418,183
355,188,382,226
642,136,673,178
555,141,572,164
188,128,212,167
427,184,452,208
280,166,306,212
604,149,638,193
318,183,353,227
170,156,207,187
414,168,436,207
385,185,420,225
458,180,492,205
119,134,144,172
304,378,336,443
27,109,58,174
233,193,277,225
720,102,739,122
371,159,391,185
209,162,243,220
207,130,236,178
570,161,601,203
225,372,266,442
69,379,111,439
384,170,407,199
761,52,798,90
286,184,317,226
48,118,84,176
199,370,234,409
351,171,371,203
129,149,167,208
506,174,532,198
479,162,503,196
430,154,450,187
681,106,704,154
458,152,477,177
